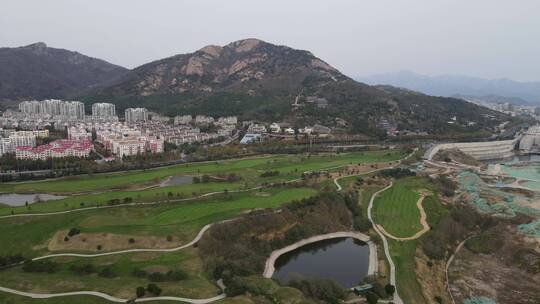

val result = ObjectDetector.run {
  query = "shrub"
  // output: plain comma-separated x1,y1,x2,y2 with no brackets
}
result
99,267,115,278
22,260,58,273
288,276,346,303
67,228,81,237
0,254,24,267
366,291,379,304
146,283,162,296
132,268,147,278
385,284,395,296
136,286,146,298
69,263,96,275
148,270,188,282
260,170,280,177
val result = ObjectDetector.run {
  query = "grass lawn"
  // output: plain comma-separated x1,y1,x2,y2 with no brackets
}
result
0,187,317,256
0,150,404,195
372,178,424,238
388,239,426,304
0,248,220,299
381,178,446,304
0,181,244,216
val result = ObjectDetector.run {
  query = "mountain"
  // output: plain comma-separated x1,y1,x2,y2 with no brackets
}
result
0,42,128,101
452,94,531,106
91,39,509,136
358,70,540,105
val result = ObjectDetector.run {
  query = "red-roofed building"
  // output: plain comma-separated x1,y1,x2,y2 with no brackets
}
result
16,139,93,160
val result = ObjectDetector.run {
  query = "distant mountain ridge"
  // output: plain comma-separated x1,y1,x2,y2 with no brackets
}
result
101,38,347,97
91,39,509,136
358,70,540,105
0,42,127,101
0,40,511,136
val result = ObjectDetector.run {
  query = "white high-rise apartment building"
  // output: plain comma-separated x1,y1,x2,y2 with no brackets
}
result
124,108,148,124
19,100,85,119
92,103,116,117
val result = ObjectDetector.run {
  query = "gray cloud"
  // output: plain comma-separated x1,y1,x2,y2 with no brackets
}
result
1,0,539,81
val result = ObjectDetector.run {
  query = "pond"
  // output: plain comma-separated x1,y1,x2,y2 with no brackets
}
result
161,175,194,187
0,193,67,206
272,237,370,288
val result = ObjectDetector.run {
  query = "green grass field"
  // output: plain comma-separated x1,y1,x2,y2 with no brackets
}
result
0,187,317,256
0,186,317,301
0,151,407,303
378,178,446,304
0,150,404,195
0,248,220,299
372,178,425,238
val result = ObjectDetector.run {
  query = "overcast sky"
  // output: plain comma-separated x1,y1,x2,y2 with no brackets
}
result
1,0,539,81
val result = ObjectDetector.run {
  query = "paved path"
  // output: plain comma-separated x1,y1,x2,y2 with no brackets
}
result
333,149,418,192
0,223,227,303
367,182,404,304
376,192,431,241
0,286,226,304
0,154,373,220
0,186,265,220
33,224,212,260
263,231,378,279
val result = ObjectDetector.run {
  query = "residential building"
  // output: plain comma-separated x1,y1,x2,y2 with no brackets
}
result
125,108,148,124
216,116,238,125
269,123,281,133
247,123,267,134
19,100,85,119
68,126,92,141
92,103,116,117
195,115,214,125
16,139,93,160
174,115,193,125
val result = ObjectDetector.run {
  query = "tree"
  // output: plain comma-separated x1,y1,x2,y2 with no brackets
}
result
385,284,395,296
146,283,162,296
136,286,146,298
201,174,211,183
366,292,379,304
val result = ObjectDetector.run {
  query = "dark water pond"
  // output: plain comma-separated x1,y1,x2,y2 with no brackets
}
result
162,175,194,187
0,193,67,206
273,237,370,288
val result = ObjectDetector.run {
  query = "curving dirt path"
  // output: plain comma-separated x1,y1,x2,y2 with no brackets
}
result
376,192,431,241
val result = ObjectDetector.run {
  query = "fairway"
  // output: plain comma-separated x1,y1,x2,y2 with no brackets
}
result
0,187,317,256
372,178,423,238
0,248,220,299
0,151,404,195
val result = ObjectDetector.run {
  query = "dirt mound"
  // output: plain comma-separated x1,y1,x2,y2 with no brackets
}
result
449,226,540,304
48,229,183,252
434,148,485,168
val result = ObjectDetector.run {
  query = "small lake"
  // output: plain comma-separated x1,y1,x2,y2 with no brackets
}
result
162,175,194,187
0,193,67,206
273,237,370,288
